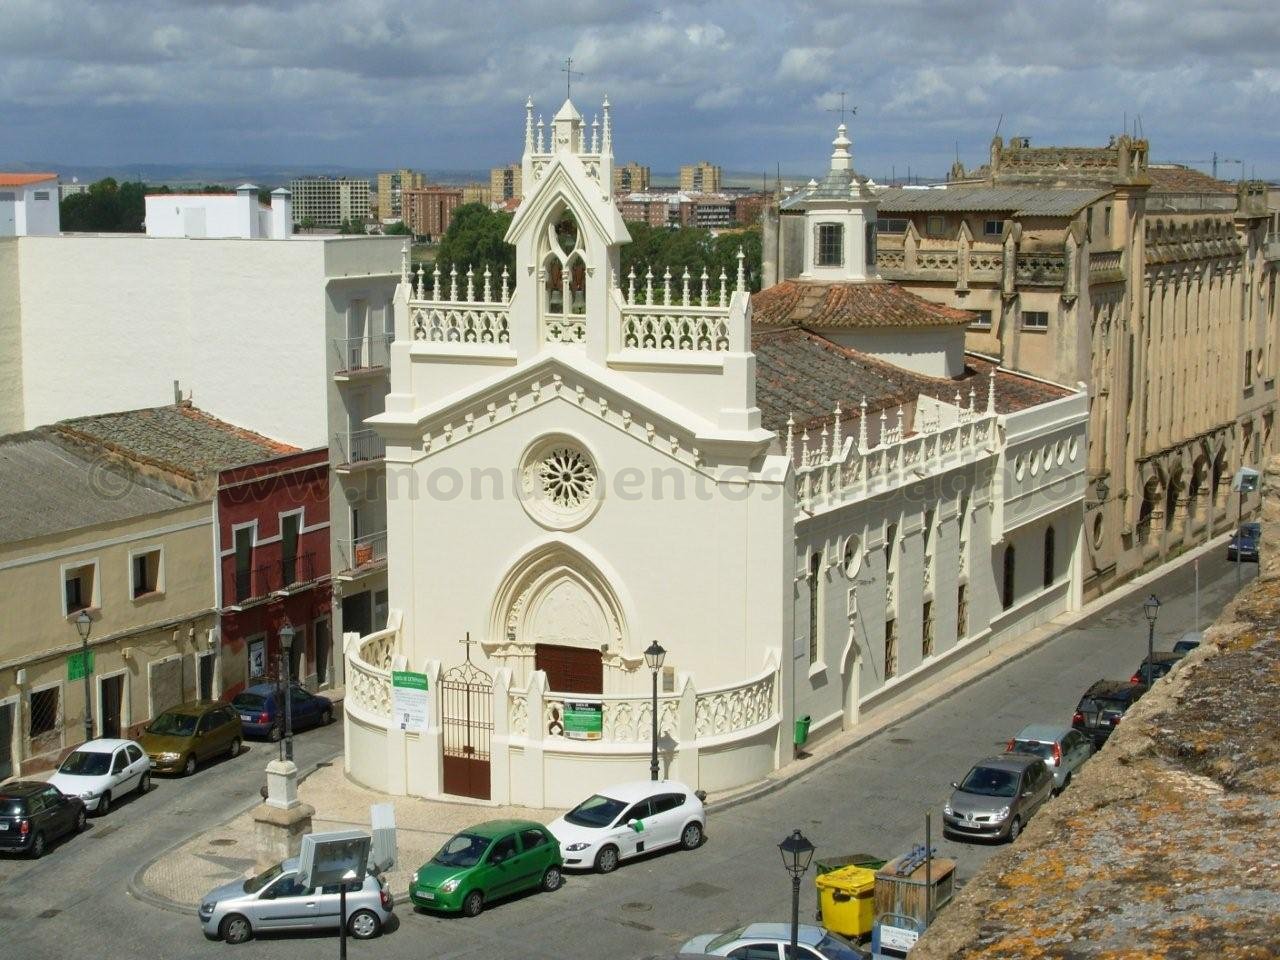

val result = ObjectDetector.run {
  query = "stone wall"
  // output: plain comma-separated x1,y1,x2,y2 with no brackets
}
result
911,455,1280,959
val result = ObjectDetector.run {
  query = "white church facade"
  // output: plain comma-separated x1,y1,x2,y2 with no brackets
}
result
342,101,1088,808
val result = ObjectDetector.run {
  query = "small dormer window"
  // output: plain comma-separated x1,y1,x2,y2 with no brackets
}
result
815,223,844,267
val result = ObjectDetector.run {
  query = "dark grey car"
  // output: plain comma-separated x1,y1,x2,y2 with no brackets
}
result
943,754,1054,842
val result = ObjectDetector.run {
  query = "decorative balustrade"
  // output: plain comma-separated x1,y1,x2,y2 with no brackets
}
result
618,254,744,353
347,628,396,719
1088,249,1124,281
915,251,960,274
540,691,680,742
693,668,776,738
409,262,512,345
1016,251,1067,286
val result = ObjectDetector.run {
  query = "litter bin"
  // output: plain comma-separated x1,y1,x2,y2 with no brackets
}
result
794,715,812,746
815,865,877,939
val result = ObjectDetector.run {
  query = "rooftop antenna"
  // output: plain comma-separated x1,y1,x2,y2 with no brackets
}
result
826,90,856,126
561,56,583,100
993,113,1004,139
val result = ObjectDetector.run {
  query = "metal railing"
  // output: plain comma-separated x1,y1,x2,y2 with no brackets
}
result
333,333,393,373
340,531,387,572
280,551,315,588
334,428,386,467
233,564,273,603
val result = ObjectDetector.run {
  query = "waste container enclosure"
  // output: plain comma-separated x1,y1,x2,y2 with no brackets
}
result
816,853,887,877
794,715,812,746
815,865,877,939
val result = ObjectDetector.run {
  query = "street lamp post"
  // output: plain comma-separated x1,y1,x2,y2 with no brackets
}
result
779,829,815,960
1142,595,1160,686
74,610,94,743
279,619,296,763
644,641,666,781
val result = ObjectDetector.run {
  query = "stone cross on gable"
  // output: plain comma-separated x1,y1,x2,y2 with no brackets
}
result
826,90,856,126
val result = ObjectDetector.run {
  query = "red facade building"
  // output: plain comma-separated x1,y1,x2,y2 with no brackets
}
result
216,448,333,699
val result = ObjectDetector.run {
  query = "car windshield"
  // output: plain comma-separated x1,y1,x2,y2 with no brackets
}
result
233,693,267,710
149,712,199,736
959,766,1019,797
1173,640,1199,654
432,833,490,868
704,928,749,952
1009,740,1054,760
816,934,868,960
58,750,113,776
243,862,284,894
564,794,627,829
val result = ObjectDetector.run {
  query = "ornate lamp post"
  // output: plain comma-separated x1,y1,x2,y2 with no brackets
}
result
1142,595,1160,686
279,619,296,762
644,640,666,781
74,610,94,743
779,829,816,959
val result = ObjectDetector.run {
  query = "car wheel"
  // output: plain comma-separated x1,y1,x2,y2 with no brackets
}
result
461,890,484,918
97,791,111,816
28,832,46,859
139,772,151,795
347,909,381,939
594,844,620,874
321,709,333,726
183,754,197,777
541,865,562,892
228,738,241,759
74,808,87,832
268,725,282,743
1007,816,1022,842
220,913,252,944
680,821,704,850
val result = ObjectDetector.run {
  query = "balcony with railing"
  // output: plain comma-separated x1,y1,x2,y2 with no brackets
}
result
338,531,388,577
229,551,320,606
333,428,386,471
333,333,394,378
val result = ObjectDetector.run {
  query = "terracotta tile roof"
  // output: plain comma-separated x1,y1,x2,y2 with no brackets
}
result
54,403,297,482
751,327,1071,436
0,172,57,187
752,280,975,329
1147,165,1236,195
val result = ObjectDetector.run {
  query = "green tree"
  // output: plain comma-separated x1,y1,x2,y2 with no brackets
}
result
434,203,515,287
384,221,412,236
59,177,149,233
619,222,762,298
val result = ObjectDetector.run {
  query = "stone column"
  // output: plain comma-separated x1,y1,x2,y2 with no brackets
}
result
252,760,314,871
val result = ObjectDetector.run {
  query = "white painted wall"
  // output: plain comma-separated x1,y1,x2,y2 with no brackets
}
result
828,324,966,378
145,189,273,240
0,178,60,237
10,234,401,447
0,240,23,433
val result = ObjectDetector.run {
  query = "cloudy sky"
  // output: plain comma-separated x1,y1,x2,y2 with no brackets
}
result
2,0,1277,180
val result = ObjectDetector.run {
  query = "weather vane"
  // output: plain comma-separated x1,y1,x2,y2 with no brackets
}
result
826,90,857,125
561,56,584,99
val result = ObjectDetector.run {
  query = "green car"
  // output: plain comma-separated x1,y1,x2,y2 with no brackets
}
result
409,819,562,917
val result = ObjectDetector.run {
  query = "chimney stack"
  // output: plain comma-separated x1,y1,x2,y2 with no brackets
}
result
270,188,293,240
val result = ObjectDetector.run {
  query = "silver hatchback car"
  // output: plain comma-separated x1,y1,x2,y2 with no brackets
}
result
1005,723,1093,793
199,857,393,944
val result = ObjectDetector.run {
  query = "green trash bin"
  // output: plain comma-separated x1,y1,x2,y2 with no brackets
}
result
794,715,812,746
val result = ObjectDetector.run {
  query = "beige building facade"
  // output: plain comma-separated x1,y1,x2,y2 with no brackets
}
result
612,161,651,194
290,176,372,227
0,433,217,777
490,163,523,202
767,133,1280,597
376,168,426,220
680,161,722,193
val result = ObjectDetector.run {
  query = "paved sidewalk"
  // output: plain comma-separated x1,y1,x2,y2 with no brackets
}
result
134,536,1228,910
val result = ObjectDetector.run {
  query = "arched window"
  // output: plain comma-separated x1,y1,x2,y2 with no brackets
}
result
542,208,587,332
1002,545,1016,611
808,551,822,663
1043,526,1055,588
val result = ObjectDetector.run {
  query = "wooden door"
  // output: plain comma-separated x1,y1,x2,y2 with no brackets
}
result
535,644,603,695
100,675,124,738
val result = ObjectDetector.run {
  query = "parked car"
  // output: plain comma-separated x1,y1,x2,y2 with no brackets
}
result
1072,679,1147,748
408,819,562,917
1172,631,1201,656
547,779,706,873
199,856,392,944
681,923,866,959
943,754,1054,842
138,701,242,775
231,683,334,741
1227,521,1261,562
1004,724,1093,794
46,738,151,814
0,781,87,858
1129,651,1182,685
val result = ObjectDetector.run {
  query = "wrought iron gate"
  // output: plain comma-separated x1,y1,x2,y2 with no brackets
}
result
440,659,492,800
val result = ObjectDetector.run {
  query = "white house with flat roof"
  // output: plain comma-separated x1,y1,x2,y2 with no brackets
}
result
0,173,60,237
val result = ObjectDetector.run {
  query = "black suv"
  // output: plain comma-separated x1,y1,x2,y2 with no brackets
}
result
1129,651,1182,685
1072,680,1147,748
0,781,87,858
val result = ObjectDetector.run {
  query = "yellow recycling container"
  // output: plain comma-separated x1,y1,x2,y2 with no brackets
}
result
815,865,877,939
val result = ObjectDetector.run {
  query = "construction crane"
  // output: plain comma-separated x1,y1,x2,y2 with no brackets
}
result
1184,152,1243,180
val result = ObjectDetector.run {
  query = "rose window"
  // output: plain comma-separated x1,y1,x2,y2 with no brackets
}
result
538,447,596,509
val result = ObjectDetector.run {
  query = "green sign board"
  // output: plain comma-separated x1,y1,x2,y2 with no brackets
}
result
391,670,430,732
67,649,94,682
563,700,603,740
